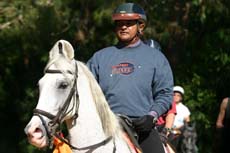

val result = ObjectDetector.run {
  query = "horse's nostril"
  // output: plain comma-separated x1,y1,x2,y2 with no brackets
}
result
33,127,44,139
24,124,44,139
35,128,40,133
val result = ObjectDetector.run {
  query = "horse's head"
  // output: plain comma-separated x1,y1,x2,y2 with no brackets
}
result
24,40,79,148
181,122,198,153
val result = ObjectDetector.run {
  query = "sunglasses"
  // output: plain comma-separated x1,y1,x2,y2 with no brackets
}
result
115,20,138,27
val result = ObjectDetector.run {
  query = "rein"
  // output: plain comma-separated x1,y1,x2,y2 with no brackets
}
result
33,62,115,151
54,133,115,153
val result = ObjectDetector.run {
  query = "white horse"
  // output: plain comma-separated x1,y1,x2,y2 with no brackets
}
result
24,40,136,153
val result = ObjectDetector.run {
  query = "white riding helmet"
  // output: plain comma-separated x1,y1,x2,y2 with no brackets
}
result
173,86,185,95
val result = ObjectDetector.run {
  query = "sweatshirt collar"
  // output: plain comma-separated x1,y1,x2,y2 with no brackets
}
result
116,40,141,49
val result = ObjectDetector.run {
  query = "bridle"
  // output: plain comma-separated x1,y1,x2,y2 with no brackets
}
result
33,61,115,152
33,62,79,146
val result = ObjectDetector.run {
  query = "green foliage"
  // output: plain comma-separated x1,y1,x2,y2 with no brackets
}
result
0,0,229,153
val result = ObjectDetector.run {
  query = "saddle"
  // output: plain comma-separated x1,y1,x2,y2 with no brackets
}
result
117,114,142,153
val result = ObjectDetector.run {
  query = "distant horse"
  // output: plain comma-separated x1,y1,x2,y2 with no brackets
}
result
180,122,198,153
24,40,136,153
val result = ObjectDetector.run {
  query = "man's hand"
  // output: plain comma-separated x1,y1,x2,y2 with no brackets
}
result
133,115,156,132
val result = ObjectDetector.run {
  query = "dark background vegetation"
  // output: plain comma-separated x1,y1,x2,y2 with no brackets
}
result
0,0,229,152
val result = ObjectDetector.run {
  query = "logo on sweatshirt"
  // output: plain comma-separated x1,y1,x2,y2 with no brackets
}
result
112,62,134,75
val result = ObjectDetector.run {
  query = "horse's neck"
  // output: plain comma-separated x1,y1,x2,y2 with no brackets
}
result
66,77,107,148
64,65,132,153
65,66,113,152
66,116,132,153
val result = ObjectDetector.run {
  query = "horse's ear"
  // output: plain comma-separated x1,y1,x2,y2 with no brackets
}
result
62,40,75,60
49,40,75,60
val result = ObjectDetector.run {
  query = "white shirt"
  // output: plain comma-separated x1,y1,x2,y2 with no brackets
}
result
173,102,191,128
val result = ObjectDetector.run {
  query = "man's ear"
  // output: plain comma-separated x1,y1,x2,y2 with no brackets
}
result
139,22,145,30
138,22,145,35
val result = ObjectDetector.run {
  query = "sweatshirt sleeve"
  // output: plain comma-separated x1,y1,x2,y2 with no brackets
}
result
86,54,99,81
149,53,174,117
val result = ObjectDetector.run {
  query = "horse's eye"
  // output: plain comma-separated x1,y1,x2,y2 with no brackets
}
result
58,82,69,89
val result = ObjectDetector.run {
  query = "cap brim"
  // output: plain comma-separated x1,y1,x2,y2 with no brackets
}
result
112,13,141,21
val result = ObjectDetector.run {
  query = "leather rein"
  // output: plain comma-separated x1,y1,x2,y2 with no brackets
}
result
33,62,115,152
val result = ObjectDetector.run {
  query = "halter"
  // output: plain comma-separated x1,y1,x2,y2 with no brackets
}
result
33,62,115,152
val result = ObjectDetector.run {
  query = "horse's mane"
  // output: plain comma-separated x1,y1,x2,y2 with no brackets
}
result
77,61,122,137
44,54,122,138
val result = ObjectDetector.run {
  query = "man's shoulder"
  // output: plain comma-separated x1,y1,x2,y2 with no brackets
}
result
139,43,167,61
96,46,115,53
140,42,160,52
92,46,117,57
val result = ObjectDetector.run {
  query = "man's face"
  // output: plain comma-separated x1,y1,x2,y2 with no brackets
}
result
173,92,183,103
115,20,139,43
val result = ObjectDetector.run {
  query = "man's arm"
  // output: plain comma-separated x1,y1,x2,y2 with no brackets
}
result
150,53,174,117
216,97,228,128
87,55,99,81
